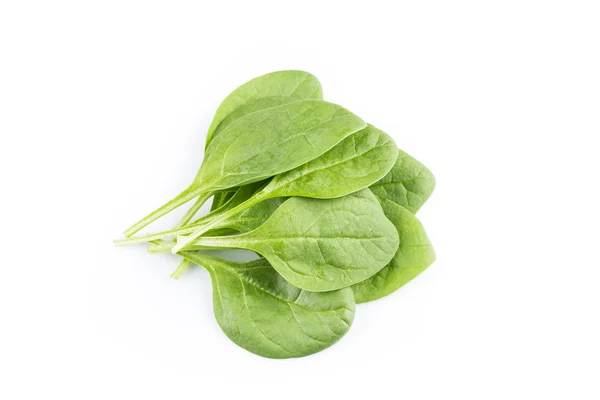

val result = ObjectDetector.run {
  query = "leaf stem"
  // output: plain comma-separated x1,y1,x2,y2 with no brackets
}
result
123,185,210,237
170,259,191,279
115,219,240,247
147,239,228,253
171,191,268,253
173,191,212,229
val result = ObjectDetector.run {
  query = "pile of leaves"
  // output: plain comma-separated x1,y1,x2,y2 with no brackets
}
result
116,71,436,359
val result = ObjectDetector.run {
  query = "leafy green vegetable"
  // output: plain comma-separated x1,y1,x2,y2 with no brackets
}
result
116,70,438,359
181,190,399,292
179,252,355,359
208,95,307,212
119,182,268,246
205,70,323,147
217,197,286,233
123,100,365,237
209,190,236,213
198,181,267,225
198,100,366,190
369,149,436,213
172,125,397,251
351,198,436,303
211,96,303,143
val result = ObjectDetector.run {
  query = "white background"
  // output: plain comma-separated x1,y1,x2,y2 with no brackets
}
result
1,1,599,399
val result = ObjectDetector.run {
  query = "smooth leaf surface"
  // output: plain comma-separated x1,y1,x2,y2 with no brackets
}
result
205,70,323,147
173,125,397,250
263,124,398,199
197,100,367,191
208,96,303,211
186,190,399,291
218,197,286,233
195,181,266,224
351,198,436,303
180,252,355,359
212,96,302,141
369,149,435,213
122,98,360,237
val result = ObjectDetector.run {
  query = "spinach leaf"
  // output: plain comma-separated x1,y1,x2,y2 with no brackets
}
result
181,189,399,292
123,100,365,237
196,181,267,223
172,125,397,250
369,149,435,213
351,198,436,303
144,198,284,256
179,252,355,359
263,124,397,198
218,197,286,233
205,70,323,147
209,190,236,213
208,96,304,212
211,96,303,142
198,100,365,189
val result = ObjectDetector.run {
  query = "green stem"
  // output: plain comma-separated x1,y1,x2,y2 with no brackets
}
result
177,234,242,250
178,251,231,271
171,191,267,253
147,239,173,253
173,191,213,229
115,225,199,246
170,259,191,279
123,185,209,237
115,201,243,246
116,210,243,246
147,239,226,253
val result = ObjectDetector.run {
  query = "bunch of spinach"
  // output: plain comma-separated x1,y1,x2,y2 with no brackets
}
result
116,70,436,358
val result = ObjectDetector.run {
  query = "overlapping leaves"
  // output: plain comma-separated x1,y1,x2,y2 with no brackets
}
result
116,70,436,359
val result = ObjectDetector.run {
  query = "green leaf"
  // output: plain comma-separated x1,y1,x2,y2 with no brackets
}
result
208,96,305,212
209,191,235,212
185,189,399,292
264,124,398,199
369,149,435,213
351,198,436,303
205,70,323,147
122,99,364,237
180,252,355,359
218,197,286,233
197,100,366,190
195,181,267,225
173,125,398,249
212,96,303,142
209,93,314,212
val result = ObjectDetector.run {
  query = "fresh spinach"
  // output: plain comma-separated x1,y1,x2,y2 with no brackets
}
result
205,70,323,147
217,197,286,233
208,95,308,212
180,190,399,292
179,252,355,359
119,181,268,246
172,125,397,251
369,149,436,213
209,189,236,213
123,99,365,236
211,96,303,143
351,198,436,303
117,70,437,359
